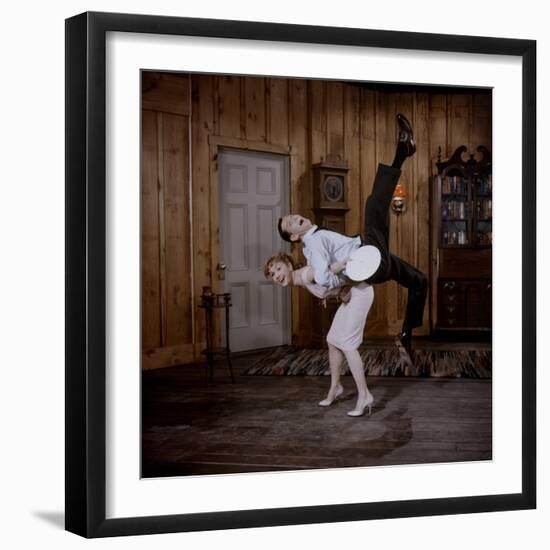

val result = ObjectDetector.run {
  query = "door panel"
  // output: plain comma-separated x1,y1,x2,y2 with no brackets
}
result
219,149,290,352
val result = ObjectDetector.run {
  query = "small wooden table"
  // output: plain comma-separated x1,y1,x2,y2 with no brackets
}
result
198,288,235,383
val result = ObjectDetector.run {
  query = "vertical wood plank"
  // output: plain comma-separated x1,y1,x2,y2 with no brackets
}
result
376,91,399,332
360,88,385,336
218,75,241,138
449,94,472,152
162,113,192,346
245,76,266,141
306,79,328,345
395,93,415,322
268,77,289,146
191,75,214,355
428,94,448,330
326,81,344,163
413,93,431,333
157,113,167,346
472,93,492,151
343,84,361,237
429,94,448,161
141,110,161,349
288,78,310,346
309,79,327,163
360,89,378,212
209,143,222,347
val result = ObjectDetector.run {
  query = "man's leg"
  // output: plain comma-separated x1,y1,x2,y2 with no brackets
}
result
363,113,416,283
386,253,427,366
362,164,402,283
364,163,402,246
389,254,428,333
361,114,425,365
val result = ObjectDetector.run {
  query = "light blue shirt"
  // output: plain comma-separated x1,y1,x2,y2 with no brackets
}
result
302,225,362,289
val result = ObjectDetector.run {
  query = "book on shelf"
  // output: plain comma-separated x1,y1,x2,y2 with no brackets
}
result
442,175,466,195
476,198,492,219
442,230,468,245
477,175,493,195
476,230,492,245
442,200,467,219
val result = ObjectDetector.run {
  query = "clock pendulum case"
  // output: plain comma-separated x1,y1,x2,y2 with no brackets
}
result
310,162,350,347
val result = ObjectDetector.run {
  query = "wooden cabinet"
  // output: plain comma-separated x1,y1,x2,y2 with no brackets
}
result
432,146,492,333
438,278,492,330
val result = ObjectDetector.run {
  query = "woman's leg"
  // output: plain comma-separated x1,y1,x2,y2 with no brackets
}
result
343,348,374,416
319,343,345,406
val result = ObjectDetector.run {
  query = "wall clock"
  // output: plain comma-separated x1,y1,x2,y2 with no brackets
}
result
312,162,349,233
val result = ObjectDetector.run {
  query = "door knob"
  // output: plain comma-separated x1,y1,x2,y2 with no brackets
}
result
217,263,227,280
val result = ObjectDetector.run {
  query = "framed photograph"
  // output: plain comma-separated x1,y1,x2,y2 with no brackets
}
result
65,11,536,538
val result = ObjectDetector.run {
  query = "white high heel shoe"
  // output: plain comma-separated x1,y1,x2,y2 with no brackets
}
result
347,392,374,417
318,384,344,407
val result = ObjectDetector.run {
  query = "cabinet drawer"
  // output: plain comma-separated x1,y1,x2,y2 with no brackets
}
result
438,301,465,328
437,278,492,330
466,282,492,302
440,280,460,293
442,292,460,305
466,303,492,329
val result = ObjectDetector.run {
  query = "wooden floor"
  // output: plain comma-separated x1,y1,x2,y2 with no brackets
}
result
142,349,492,478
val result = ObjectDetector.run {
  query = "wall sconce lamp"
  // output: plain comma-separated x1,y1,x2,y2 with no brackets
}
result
391,183,407,215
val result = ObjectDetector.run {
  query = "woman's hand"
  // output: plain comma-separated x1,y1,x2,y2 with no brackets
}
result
330,257,350,274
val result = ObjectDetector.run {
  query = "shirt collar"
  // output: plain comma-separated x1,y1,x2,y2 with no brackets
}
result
302,225,318,245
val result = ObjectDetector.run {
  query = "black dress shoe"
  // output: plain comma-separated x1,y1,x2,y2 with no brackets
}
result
394,330,414,367
396,113,416,157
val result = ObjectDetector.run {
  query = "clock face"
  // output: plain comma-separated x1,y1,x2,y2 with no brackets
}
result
323,175,344,202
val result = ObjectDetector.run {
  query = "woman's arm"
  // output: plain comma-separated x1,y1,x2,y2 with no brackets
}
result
296,265,351,302
308,247,346,289
291,266,312,287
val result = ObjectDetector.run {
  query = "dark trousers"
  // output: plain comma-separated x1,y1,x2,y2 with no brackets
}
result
363,164,428,332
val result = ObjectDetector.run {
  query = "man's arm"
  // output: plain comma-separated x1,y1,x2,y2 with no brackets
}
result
308,247,346,289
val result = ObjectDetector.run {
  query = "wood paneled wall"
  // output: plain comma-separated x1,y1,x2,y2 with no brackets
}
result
141,74,194,369
141,72,492,369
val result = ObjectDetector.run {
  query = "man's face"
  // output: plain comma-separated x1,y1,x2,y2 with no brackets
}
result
281,215,312,241
268,260,293,286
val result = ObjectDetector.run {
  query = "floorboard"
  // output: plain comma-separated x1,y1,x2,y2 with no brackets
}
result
142,347,492,478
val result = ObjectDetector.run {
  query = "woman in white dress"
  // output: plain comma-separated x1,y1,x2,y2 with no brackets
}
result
264,252,374,417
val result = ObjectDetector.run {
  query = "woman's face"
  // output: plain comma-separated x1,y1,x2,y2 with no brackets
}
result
268,260,293,286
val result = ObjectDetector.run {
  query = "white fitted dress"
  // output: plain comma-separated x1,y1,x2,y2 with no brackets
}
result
299,268,374,352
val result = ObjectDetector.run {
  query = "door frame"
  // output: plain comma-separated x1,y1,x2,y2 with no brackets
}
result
210,138,292,349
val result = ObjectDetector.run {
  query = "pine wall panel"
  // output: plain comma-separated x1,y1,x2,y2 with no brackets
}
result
141,72,492,369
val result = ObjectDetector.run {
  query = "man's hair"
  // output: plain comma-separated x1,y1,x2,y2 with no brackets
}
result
278,218,293,243
263,252,298,279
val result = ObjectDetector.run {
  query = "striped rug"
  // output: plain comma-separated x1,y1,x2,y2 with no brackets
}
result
242,345,492,378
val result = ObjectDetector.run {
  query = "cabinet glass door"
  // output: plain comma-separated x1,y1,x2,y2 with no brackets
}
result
439,173,470,246
473,174,492,246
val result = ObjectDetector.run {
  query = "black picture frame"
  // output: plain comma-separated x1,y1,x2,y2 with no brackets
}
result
65,11,536,538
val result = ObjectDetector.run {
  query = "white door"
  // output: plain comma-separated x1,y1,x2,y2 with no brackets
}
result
218,149,290,352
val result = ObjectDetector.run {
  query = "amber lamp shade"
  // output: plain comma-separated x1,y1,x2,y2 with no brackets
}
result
391,183,407,214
